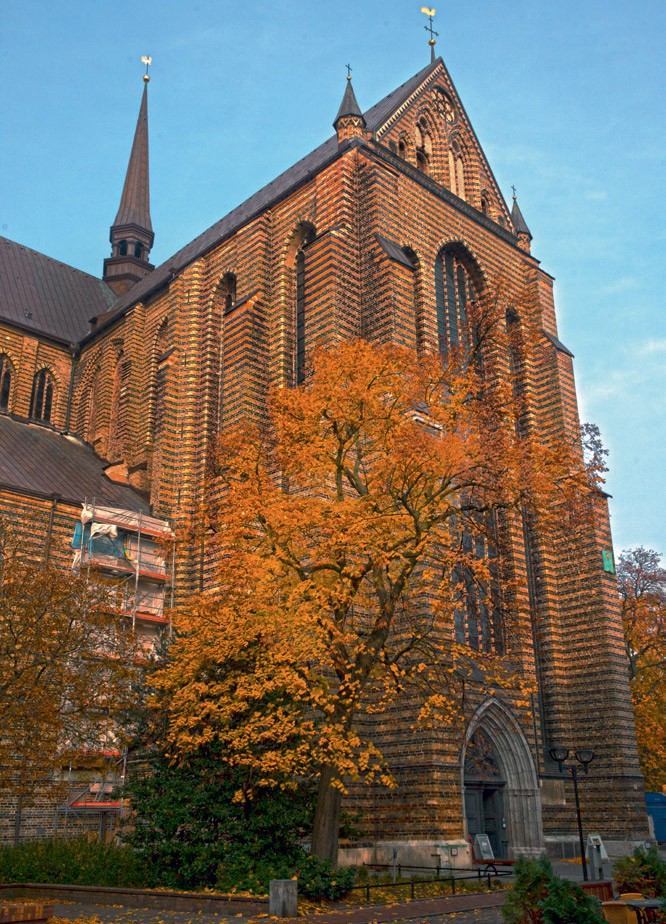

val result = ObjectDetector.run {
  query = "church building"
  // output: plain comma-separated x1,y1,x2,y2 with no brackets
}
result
0,39,650,858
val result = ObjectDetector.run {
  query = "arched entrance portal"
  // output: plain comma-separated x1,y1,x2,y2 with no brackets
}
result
462,699,543,858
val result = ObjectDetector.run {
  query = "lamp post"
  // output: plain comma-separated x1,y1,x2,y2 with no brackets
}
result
549,747,595,881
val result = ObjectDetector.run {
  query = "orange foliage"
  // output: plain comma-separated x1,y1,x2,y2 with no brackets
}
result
618,547,666,791
0,519,140,800
154,317,598,860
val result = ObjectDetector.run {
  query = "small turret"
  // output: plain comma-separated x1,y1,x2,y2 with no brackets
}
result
103,65,155,295
334,72,368,143
511,192,532,253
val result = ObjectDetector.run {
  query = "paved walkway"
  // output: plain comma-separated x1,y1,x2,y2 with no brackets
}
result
47,890,505,924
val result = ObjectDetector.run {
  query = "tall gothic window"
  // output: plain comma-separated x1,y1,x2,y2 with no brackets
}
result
29,369,55,422
453,515,505,655
287,224,315,386
108,352,127,460
151,321,173,513
0,354,14,412
435,246,479,357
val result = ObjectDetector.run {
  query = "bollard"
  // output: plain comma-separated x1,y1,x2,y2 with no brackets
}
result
269,879,298,918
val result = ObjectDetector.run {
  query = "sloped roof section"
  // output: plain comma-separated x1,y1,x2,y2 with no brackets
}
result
0,237,117,343
95,60,442,333
0,415,150,511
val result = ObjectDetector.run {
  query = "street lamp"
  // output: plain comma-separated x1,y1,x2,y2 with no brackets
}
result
549,747,595,881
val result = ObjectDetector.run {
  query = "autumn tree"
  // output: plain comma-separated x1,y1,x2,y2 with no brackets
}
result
617,546,666,790
155,324,597,863
0,518,139,812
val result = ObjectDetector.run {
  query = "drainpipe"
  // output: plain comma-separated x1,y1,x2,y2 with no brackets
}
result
64,342,79,433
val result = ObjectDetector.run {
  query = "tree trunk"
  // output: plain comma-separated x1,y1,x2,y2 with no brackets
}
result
310,765,343,865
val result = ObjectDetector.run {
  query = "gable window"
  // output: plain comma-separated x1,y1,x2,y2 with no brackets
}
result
448,140,466,200
0,354,13,412
415,118,432,174
29,369,55,422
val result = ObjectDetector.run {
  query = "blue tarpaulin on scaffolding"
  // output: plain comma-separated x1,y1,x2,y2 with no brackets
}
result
71,521,128,559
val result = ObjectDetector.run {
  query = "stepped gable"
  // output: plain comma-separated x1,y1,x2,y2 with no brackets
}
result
90,60,444,335
0,414,149,511
0,236,117,344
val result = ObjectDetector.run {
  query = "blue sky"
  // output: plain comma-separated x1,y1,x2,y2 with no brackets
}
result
1,0,664,556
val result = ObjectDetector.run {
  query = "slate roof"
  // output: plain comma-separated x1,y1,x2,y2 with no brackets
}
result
511,197,532,240
334,78,365,127
0,414,150,511
92,60,440,335
0,237,116,343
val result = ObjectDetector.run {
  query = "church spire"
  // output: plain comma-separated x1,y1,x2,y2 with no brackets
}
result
334,68,368,143
103,60,155,295
511,189,532,252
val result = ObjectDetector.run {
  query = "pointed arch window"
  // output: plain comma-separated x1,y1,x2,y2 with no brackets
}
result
29,369,55,422
435,246,480,357
448,139,466,200
134,242,143,259
0,354,14,412
415,118,432,174
221,272,237,314
118,240,128,257
108,352,128,460
288,225,315,386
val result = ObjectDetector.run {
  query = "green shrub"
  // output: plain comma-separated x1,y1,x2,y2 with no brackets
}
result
502,855,554,924
215,851,356,899
0,837,147,887
539,877,605,924
295,855,356,900
613,845,666,898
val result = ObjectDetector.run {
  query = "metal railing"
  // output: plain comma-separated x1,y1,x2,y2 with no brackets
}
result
352,862,512,902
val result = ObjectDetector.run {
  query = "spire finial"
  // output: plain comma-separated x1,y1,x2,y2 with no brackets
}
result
345,63,352,81
141,54,152,83
511,184,517,200
421,7,438,63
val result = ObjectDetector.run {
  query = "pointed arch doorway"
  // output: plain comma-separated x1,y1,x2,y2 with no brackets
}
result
462,699,543,858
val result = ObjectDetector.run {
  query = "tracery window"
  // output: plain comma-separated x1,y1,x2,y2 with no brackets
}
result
29,369,55,422
0,354,14,412
435,246,480,357
453,515,505,655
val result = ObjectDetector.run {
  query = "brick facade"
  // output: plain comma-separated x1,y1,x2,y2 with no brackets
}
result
0,55,649,856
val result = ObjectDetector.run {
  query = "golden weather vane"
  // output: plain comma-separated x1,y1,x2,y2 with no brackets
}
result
421,7,438,61
141,55,153,83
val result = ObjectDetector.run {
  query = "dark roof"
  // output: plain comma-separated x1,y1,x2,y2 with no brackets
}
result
93,59,441,335
0,237,116,343
334,78,365,127
0,414,150,511
113,83,153,234
511,197,532,240
376,234,416,269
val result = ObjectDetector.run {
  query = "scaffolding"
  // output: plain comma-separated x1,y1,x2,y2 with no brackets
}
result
62,501,176,839
72,501,175,630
